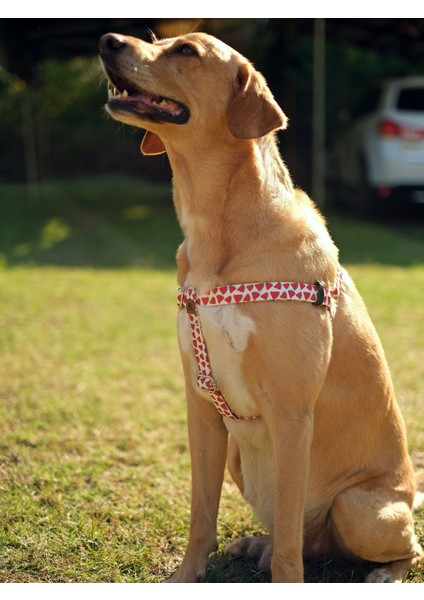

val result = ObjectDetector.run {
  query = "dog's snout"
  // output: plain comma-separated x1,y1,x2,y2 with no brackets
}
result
99,33,127,55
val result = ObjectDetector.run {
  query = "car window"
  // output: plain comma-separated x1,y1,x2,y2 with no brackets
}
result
396,87,424,111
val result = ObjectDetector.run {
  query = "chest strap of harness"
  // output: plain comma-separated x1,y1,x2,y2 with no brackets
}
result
177,266,343,421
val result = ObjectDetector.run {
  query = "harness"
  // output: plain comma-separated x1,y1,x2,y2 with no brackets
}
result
177,266,343,421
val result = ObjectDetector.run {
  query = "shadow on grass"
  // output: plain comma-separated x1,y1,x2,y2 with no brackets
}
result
0,176,181,270
204,551,374,583
1,177,424,270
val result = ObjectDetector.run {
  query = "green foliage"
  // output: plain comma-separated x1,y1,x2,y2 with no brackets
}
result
38,57,102,120
0,66,26,126
0,67,27,182
0,56,145,182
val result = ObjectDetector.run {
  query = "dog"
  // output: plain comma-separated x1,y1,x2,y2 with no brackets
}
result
99,31,423,583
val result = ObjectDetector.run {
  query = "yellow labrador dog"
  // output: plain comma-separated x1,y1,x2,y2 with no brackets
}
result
99,31,423,583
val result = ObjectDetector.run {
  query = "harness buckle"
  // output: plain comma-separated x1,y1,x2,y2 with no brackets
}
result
313,281,325,306
186,298,197,315
197,374,215,391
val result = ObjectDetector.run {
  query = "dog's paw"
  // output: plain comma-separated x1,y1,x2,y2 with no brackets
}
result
224,535,272,571
365,567,396,583
165,559,207,583
165,567,205,583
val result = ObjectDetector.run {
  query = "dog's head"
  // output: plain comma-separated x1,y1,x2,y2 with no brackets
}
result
99,32,287,155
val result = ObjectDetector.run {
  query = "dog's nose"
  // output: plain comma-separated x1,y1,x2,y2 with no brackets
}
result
99,33,127,55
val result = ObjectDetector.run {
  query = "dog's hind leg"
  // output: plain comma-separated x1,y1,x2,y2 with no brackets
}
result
331,478,424,582
365,556,422,583
225,535,272,571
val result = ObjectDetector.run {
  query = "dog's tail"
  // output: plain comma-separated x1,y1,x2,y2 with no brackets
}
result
413,471,424,512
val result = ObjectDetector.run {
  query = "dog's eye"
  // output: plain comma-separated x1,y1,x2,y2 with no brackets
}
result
177,44,197,56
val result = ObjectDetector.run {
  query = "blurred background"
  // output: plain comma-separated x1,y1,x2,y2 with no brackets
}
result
1,19,424,583
1,17,424,210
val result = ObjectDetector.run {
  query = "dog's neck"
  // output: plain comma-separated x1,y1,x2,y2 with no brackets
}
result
166,133,294,288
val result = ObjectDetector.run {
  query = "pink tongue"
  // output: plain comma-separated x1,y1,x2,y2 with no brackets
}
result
131,92,181,114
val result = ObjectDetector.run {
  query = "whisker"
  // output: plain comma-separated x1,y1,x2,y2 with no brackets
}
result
147,29,158,43
189,20,204,34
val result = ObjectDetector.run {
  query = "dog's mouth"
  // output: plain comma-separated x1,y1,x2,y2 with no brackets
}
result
105,69,190,125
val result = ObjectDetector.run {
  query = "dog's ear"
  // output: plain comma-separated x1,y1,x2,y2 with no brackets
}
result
140,131,166,155
228,62,288,139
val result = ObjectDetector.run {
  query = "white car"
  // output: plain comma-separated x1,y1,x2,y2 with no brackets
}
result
334,76,424,212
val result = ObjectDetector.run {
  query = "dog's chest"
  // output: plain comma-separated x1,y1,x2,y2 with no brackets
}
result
178,303,258,417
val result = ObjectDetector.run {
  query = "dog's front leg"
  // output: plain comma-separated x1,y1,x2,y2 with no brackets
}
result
267,410,314,582
168,374,228,582
254,311,331,582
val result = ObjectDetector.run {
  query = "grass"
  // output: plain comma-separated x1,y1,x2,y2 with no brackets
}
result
0,176,423,583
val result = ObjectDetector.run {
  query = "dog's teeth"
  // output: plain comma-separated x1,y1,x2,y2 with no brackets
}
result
122,90,129,98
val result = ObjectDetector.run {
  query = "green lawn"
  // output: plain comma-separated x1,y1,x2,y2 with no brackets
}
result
0,177,423,582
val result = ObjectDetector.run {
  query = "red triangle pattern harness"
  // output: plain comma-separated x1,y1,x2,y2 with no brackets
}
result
177,266,344,421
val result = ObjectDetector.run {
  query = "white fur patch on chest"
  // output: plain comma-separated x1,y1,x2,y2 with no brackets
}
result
177,303,258,416
199,304,255,352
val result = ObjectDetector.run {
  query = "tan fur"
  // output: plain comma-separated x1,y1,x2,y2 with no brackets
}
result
100,32,423,583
